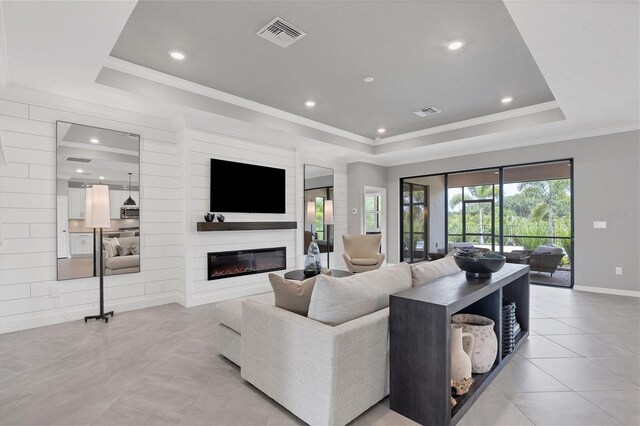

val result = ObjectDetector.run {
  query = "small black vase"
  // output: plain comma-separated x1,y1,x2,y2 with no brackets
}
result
216,214,225,223
204,212,215,222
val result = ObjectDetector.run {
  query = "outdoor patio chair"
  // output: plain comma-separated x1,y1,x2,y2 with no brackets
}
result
512,245,565,276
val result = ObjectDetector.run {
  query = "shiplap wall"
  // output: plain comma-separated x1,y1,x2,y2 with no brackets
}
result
0,89,352,332
0,93,184,333
184,128,298,305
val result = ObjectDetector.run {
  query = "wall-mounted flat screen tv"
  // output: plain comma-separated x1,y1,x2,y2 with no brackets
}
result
210,159,286,213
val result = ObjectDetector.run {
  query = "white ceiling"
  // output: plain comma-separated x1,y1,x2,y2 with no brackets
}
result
1,1,638,166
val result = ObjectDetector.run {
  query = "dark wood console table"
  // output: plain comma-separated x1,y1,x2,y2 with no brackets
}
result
389,263,530,425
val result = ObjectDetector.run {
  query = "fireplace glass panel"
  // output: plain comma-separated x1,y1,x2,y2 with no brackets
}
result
208,247,286,280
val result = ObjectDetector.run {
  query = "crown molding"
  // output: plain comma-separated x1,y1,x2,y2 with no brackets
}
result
103,56,373,145
375,107,566,155
377,121,640,167
378,101,561,144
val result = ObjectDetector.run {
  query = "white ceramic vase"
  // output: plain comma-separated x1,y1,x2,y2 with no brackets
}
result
450,324,475,381
452,314,498,374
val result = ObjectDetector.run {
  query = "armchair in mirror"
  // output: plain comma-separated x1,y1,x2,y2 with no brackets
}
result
303,165,334,255
56,121,140,280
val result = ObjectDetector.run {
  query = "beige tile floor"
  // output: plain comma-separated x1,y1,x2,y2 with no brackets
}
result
1,285,638,425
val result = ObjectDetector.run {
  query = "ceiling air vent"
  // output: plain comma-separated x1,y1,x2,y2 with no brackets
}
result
256,17,306,48
66,157,92,163
413,107,442,118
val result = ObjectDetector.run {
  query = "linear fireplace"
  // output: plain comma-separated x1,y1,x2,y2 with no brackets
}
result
208,247,286,280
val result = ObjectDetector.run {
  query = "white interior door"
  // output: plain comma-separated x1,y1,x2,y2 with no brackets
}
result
57,196,70,258
363,186,387,256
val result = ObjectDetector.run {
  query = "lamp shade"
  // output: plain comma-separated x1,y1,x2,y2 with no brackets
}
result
306,201,315,226
324,200,334,225
85,185,111,228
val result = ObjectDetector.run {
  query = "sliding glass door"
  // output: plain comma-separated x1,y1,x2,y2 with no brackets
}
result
401,159,574,288
402,182,428,263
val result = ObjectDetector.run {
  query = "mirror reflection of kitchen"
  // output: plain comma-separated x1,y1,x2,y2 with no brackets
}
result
303,165,334,254
56,122,140,280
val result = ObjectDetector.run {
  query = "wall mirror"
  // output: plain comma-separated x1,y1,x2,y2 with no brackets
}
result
56,121,140,280
303,165,334,254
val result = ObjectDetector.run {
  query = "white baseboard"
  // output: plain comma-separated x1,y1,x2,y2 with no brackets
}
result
0,292,181,334
573,285,640,298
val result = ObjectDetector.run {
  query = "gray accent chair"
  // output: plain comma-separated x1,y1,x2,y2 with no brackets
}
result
513,245,565,276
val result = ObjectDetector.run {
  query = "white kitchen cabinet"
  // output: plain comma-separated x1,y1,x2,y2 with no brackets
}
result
68,188,86,219
69,233,93,256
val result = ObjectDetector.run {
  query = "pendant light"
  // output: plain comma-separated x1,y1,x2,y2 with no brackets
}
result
123,172,136,206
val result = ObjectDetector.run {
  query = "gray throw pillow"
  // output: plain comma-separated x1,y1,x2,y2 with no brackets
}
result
131,246,140,255
117,245,132,256
268,273,317,316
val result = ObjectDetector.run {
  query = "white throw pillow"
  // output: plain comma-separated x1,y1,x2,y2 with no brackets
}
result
102,238,120,258
307,262,412,326
110,237,120,257
410,257,460,287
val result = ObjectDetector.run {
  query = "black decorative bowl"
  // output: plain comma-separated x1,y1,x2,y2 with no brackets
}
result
454,254,506,280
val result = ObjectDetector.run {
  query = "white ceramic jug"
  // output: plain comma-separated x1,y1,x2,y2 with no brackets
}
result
451,324,475,381
452,314,498,374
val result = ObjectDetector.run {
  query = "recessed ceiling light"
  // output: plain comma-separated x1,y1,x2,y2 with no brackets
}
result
89,138,99,144
76,169,83,173
305,100,316,108
447,40,465,50
99,176,105,180
501,97,513,104
377,128,386,134
363,76,374,83
169,50,186,61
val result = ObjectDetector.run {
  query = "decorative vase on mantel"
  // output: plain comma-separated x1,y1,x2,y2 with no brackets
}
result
450,324,475,382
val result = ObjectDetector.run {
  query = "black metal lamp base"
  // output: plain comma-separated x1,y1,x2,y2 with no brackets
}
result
84,228,115,324
85,311,114,323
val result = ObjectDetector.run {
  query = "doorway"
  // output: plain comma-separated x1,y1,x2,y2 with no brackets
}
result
401,181,428,263
363,186,387,255
56,196,70,259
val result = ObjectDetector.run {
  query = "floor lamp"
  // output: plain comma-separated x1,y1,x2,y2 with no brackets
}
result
306,201,315,238
84,184,114,323
325,200,334,269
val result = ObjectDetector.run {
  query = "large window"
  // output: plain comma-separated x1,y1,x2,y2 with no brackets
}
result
314,196,325,241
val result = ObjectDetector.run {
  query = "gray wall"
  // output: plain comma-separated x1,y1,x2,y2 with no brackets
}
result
386,130,640,293
347,162,387,234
